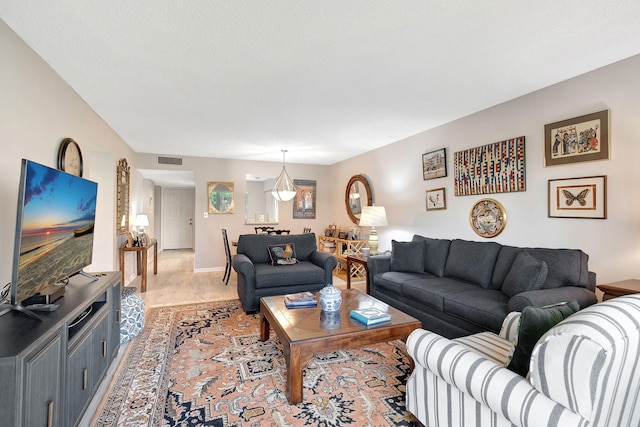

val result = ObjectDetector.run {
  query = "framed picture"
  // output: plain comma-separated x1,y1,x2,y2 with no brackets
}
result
453,136,526,196
426,187,446,211
292,179,316,219
544,110,609,166
422,148,447,180
469,198,507,238
208,182,234,214
548,175,607,219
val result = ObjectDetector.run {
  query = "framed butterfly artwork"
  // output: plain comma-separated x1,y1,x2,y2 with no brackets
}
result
548,176,607,219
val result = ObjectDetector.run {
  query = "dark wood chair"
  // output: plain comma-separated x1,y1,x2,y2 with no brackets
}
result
268,229,290,235
221,228,232,285
255,226,274,234
303,227,312,233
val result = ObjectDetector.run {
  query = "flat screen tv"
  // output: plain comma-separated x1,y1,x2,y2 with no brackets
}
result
4,159,98,317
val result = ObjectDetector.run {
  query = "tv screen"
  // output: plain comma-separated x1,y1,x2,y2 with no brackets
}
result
11,159,98,305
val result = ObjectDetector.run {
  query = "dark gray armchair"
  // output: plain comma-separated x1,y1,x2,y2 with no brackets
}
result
232,233,337,313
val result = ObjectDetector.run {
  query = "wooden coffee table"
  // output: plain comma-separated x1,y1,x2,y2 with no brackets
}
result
259,288,421,404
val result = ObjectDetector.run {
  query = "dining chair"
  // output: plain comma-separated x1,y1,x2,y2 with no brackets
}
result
268,229,290,235
254,226,274,234
303,227,312,233
221,228,232,285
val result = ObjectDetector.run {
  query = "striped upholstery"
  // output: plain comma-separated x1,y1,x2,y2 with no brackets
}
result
406,296,640,427
530,294,640,426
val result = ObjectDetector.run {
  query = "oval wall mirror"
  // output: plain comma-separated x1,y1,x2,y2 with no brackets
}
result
345,174,372,224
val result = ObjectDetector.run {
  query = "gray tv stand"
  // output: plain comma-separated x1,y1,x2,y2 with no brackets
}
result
0,271,121,426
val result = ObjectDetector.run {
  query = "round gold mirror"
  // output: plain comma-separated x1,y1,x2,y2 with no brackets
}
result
345,174,372,224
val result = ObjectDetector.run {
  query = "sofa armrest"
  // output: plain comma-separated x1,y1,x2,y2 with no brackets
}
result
310,250,338,284
232,253,255,278
507,286,598,312
366,253,391,278
406,329,586,426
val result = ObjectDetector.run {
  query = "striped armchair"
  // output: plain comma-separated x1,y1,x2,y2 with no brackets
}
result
405,295,640,427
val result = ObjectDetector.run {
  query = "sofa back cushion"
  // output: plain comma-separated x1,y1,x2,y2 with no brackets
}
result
501,250,548,297
237,233,317,263
444,239,501,288
412,235,451,277
493,245,592,291
390,240,425,272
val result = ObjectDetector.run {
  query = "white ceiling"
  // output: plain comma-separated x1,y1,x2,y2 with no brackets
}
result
2,1,640,170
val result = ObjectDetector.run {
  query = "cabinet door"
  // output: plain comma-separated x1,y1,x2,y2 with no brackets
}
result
66,332,93,426
109,282,122,360
92,312,111,386
24,334,62,427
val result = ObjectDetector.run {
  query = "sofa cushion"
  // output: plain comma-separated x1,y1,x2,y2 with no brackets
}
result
525,248,590,290
444,239,501,288
253,261,325,288
267,243,298,265
443,289,509,332
506,301,579,377
402,278,480,311
412,235,451,277
501,251,548,297
390,240,425,273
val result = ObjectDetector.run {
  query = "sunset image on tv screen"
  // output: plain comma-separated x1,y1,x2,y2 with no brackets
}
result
15,161,98,303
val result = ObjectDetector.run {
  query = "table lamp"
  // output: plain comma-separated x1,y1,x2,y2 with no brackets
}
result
359,206,388,255
134,214,149,234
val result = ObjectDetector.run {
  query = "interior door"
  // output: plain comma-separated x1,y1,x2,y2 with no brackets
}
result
162,188,194,249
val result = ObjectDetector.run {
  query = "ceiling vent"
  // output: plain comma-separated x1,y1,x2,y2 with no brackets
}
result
157,156,183,166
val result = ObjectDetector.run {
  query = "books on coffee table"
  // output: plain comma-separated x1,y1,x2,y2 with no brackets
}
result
284,292,317,308
350,308,391,325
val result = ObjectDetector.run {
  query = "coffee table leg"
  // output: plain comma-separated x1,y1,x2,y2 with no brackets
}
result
286,344,303,404
259,314,270,341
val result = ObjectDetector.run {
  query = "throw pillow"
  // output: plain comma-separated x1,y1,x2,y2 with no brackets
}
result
506,300,579,377
390,240,425,273
267,243,298,266
501,250,549,298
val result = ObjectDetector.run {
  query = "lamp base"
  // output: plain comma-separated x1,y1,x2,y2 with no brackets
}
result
368,227,379,255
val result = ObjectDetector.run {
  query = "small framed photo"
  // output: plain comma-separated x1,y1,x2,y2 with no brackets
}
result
422,148,447,180
426,187,446,211
544,110,609,166
548,176,607,219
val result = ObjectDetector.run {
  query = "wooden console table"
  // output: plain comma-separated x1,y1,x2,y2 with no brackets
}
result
318,235,367,280
119,238,157,292
597,279,640,301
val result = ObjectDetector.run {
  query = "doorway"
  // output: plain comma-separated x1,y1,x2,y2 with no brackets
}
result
162,188,195,249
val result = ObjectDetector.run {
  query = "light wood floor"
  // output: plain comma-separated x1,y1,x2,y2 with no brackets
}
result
135,249,364,308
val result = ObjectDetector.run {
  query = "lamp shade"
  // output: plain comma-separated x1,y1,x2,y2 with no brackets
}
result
359,206,388,227
134,214,149,227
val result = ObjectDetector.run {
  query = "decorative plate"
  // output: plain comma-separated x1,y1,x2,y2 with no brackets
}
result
470,198,507,238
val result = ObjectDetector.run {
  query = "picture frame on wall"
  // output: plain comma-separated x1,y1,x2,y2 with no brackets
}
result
292,179,316,219
544,110,609,166
453,136,526,196
422,148,447,180
548,175,607,219
426,187,446,211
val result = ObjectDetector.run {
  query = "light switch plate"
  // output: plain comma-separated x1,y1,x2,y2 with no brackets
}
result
203,212,208,218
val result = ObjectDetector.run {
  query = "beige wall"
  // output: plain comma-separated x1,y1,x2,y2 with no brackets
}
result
0,19,138,281
328,54,640,285
3,15,639,288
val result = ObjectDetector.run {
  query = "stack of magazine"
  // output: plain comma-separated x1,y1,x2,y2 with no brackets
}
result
350,308,391,325
284,292,317,309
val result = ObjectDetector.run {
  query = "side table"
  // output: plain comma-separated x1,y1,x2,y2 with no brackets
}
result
346,255,370,294
119,238,158,292
597,279,640,301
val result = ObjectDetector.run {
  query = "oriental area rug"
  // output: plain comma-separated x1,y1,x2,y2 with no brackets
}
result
92,300,415,426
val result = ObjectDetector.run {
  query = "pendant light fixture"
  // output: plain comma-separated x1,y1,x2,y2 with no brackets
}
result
271,149,297,202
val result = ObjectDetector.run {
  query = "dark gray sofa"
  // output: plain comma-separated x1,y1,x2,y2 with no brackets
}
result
233,233,337,313
367,235,598,338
